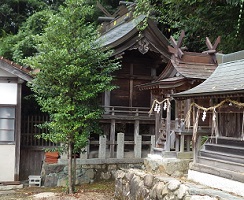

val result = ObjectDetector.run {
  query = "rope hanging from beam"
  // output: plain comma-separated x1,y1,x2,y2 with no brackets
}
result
185,98,244,129
185,98,244,143
148,98,170,116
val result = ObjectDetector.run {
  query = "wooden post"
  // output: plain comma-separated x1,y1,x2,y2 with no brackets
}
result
110,119,115,158
104,91,110,114
186,136,190,151
175,118,180,151
129,64,133,107
166,98,171,151
155,113,160,142
15,80,22,181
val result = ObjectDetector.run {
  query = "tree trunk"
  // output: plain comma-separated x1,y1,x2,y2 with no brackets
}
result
68,140,73,194
73,153,76,192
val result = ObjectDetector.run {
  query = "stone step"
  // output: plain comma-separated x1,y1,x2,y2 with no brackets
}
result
199,149,244,164
190,162,244,183
209,137,244,147
204,143,244,156
197,155,244,174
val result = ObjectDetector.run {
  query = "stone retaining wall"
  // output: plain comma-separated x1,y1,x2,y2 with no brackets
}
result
114,168,243,200
144,157,191,178
41,160,143,187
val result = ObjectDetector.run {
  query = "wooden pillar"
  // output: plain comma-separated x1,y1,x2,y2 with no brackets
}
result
104,91,110,114
166,97,171,151
129,64,133,107
155,113,160,142
110,119,115,158
185,99,191,117
15,80,22,181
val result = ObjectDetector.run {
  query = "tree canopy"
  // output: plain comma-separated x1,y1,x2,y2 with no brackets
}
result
135,0,244,53
24,0,119,193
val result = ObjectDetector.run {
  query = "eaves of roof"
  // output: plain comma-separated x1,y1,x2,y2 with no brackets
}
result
0,57,33,81
97,15,146,48
137,76,186,91
170,52,217,79
96,15,170,59
173,59,244,99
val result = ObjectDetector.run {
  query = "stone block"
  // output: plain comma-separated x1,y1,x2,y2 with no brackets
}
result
144,174,154,188
100,171,111,180
176,184,189,199
167,180,181,191
85,169,95,179
44,174,58,187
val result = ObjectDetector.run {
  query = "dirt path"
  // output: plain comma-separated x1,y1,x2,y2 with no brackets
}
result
0,181,115,200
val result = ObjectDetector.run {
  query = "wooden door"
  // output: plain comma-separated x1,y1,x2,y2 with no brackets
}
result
219,113,241,138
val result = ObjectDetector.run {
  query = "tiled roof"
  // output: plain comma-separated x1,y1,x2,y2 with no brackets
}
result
0,57,33,81
174,59,244,98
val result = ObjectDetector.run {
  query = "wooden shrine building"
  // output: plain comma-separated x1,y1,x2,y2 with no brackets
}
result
95,2,170,158
173,50,244,197
137,31,219,155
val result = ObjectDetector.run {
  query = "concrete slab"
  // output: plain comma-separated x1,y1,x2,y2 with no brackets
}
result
188,170,244,198
0,184,23,191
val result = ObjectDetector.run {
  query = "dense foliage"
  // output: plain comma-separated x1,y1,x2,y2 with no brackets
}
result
0,0,65,63
135,0,244,53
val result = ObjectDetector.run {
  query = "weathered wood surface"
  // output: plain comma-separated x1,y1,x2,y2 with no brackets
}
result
19,147,44,180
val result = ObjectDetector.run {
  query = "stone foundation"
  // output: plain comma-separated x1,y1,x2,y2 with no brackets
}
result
41,159,143,187
114,168,243,200
144,155,191,178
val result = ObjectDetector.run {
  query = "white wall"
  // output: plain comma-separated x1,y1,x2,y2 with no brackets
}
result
0,145,15,181
0,83,17,105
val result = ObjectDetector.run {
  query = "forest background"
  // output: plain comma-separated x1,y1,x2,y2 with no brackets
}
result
0,0,243,65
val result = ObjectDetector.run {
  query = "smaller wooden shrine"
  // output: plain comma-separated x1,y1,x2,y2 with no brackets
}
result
173,50,244,197
137,31,220,155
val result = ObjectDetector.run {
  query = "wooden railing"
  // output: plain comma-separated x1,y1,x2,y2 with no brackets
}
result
102,106,153,117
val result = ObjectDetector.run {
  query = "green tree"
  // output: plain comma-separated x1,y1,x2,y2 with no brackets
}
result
0,0,65,63
24,0,119,193
0,0,64,36
135,0,244,53
0,10,53,63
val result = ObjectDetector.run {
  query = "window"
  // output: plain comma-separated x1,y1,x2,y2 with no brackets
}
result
0,107,15,142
